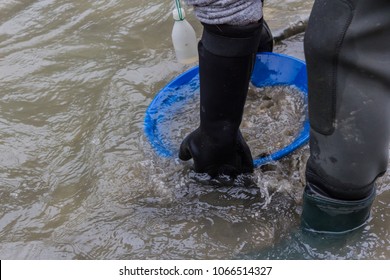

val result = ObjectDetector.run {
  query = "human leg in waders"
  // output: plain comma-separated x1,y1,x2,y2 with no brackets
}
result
302,0,390,233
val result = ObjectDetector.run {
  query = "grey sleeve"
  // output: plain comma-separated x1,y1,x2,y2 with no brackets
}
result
184,0,262,25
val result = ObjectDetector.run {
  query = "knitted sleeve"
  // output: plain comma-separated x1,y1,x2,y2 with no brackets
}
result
184,0,262,25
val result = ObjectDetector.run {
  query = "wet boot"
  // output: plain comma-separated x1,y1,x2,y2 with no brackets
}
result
179,21,263,177
302,0,390,233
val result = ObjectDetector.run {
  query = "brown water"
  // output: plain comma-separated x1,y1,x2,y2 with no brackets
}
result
0,0,389,260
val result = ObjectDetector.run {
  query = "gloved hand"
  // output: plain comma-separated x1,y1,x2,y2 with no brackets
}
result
179,127,254,177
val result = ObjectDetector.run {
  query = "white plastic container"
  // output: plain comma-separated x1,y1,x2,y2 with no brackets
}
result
171,8,198,64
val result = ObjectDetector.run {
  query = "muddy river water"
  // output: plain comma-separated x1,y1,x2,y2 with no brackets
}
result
0,0,389,259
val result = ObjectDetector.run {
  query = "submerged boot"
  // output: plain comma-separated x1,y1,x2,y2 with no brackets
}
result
302,0,390,233
179,21,263,177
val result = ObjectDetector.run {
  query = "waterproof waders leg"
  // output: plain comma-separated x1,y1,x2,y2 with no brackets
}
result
179,21,263,177
302,0,390,233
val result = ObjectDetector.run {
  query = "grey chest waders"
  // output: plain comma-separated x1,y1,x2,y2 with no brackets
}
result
302,0,390,233
179,19,272,177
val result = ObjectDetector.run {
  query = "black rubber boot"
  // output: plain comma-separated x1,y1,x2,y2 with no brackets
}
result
302,0,390,233
179,22,263,177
